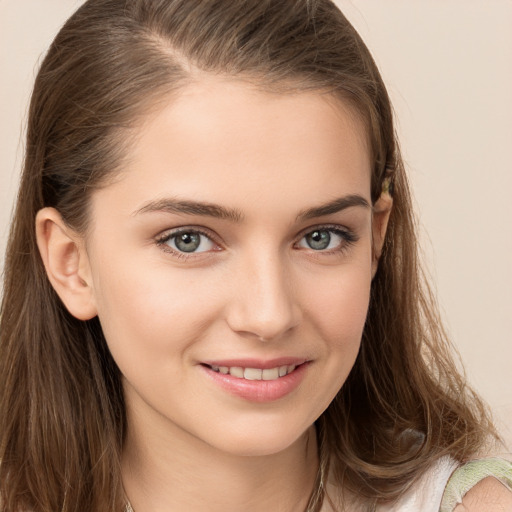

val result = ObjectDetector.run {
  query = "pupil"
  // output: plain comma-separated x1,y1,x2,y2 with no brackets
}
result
176,233,200,252
307,230,330,250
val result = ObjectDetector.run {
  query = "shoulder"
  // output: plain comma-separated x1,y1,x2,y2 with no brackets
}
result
442,456,512,512
453,476,512,511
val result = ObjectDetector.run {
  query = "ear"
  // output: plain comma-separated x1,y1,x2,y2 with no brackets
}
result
371,192,393,278
35,207,97,320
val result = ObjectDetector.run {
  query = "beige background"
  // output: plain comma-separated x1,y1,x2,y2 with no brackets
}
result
1,1,511,449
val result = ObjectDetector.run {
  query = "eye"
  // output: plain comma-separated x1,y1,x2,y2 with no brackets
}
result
158,229,216,254
297,227,356,252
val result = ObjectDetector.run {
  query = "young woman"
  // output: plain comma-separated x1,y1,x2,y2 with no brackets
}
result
0,1,510,511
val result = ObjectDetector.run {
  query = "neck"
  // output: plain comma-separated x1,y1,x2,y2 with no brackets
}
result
121,395,319,512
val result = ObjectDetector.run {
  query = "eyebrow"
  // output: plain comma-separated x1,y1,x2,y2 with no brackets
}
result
296,194,370,221
133,198,243,222
133,194,370,222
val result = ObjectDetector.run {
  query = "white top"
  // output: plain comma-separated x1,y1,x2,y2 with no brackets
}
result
377,456,458,512
321,456,458,512
321,455,512,512
379,455,512,512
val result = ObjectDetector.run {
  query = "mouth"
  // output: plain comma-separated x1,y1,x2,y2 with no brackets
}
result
203,363,300,381
199,356,313,403
199,359,310,402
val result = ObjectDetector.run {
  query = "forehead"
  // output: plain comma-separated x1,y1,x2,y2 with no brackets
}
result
91,77,372,222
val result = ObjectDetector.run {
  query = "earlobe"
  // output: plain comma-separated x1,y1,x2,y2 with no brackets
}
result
371,191,393,278
35,207,97,320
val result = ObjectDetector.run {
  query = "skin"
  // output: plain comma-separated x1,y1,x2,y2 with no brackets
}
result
36,77,392,511
454,477,512,511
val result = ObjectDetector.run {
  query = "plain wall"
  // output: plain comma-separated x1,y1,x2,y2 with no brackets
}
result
1,0,511,449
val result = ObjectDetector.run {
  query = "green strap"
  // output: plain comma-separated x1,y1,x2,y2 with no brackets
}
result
440,457,512,512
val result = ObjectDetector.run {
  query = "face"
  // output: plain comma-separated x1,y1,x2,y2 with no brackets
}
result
82,78,379,457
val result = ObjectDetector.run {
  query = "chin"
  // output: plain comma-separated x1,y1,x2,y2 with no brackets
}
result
202,420,314,458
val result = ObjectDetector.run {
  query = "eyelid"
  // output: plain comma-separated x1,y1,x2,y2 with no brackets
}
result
294,224,359,252
296,223,356,239
155,226,223,257
156,225,218,240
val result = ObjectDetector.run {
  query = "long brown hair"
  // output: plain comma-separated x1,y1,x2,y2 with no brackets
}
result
0,1,499,511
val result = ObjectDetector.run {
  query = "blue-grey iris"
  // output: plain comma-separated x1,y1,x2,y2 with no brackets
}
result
306,230,331,250
175,232,201,252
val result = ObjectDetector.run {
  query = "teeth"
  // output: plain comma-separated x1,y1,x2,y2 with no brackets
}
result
262,368,279,380
209,364,300,380
230,367,244,378
244,368,262,380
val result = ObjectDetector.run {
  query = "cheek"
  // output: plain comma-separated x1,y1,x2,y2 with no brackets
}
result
295,259,372,417
304,258,372,347
89,255,225,372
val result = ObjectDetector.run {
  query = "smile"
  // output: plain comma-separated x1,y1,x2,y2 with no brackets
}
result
208,364,297,381
200,359,309,402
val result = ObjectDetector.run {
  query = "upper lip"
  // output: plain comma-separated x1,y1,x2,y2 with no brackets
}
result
201,357,309,369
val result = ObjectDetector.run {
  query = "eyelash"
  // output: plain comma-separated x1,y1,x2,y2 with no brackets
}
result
155,227,220,259
155,225,359,260
296,225,359,256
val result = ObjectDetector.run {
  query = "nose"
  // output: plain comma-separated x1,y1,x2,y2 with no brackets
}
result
225,250,301,342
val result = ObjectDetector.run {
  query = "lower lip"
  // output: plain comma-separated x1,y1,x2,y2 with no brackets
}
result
200,363,309,403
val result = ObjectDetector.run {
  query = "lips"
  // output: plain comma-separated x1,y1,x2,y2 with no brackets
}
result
200,358,309,402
